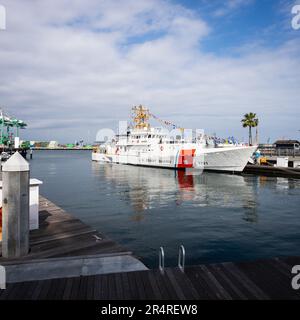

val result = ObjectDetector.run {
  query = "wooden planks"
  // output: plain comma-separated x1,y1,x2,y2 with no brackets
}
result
0,196,129,263
1,195,300,300
2,256,300,300
244,164,300,179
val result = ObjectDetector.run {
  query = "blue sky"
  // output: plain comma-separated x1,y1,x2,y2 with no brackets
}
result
0,0,299,143
172,0,298,55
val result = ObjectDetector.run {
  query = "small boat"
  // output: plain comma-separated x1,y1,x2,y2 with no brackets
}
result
0,152,11,162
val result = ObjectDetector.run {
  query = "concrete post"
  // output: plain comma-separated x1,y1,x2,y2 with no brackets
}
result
2,152,30,258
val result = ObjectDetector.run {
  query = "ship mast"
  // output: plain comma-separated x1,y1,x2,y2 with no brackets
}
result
132,105,150,130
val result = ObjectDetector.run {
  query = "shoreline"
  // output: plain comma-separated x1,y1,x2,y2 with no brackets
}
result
33,148,93,151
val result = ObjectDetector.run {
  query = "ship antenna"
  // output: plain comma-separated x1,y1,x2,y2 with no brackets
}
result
132,105,150,130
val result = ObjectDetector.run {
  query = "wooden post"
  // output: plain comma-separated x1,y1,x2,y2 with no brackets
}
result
2,152,30,258
0,265,5,289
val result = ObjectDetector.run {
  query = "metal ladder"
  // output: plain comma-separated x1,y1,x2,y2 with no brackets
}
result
158,245,186,273
178,245,185,272
158,247,165,273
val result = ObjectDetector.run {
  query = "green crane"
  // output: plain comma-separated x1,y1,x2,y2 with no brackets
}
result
0,109,27,148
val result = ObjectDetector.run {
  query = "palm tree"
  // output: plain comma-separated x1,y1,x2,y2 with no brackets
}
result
241,113,258,145
254,118,259,145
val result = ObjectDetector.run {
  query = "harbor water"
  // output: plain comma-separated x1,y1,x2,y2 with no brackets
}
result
30,150,300,268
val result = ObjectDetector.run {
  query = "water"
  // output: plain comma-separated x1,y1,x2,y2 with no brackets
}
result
30,150,300,268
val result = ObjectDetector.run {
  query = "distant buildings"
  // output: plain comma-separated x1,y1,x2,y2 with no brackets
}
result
27,141,93,149
258,140,300,157
48,141,59,149
274,140,300,150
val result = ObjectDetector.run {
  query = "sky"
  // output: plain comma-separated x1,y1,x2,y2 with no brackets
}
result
0,0,299,143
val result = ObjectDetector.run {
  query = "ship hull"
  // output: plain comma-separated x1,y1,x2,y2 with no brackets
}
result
92,145,257,173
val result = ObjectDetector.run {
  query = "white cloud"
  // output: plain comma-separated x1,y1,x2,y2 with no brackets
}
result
0,0,299,143
213,0,254,17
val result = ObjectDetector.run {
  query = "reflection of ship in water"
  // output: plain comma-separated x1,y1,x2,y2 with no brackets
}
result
93,163,258,222
177,170,195,190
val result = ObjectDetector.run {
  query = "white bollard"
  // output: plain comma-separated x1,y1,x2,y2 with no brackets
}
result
2,152,30,258
0,265,6,289
14,136,20,149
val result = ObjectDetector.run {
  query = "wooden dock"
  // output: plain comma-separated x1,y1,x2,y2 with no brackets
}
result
1,196,300,300
244,164,300,179
1,196,128,261
0,196,147,281
1,256,300,300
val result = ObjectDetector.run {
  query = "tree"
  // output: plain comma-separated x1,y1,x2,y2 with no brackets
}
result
254,118,259,145
241,113,258,145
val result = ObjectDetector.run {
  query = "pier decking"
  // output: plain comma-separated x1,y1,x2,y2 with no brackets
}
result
244,164,300,178
0,196,147,281
1,256,300,300
1,196,299,300
0,196,128,260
